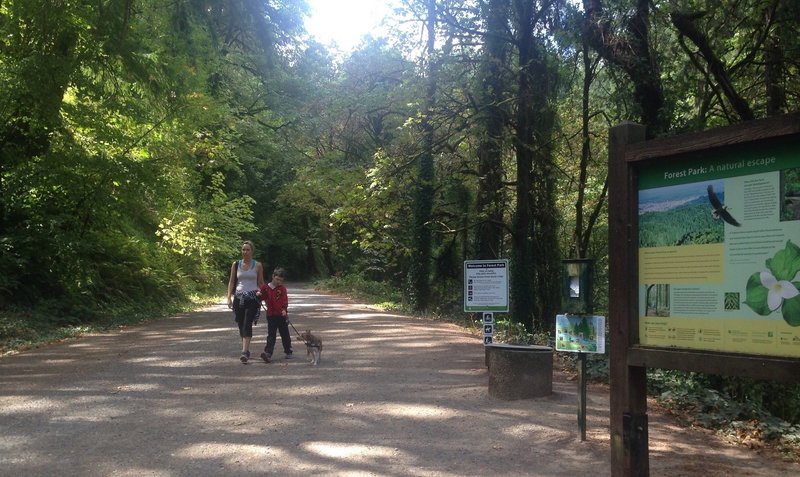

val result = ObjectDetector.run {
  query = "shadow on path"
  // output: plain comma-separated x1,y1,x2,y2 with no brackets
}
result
1,285,797,476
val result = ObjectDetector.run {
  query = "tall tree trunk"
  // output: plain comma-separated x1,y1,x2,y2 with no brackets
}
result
510,0,536,330
509,0,562,332
575,38,608,259
528,39,560,333
473,0,510,260
409,0,437,311
574,41,592,258
764,35,786,116
765,0,787,116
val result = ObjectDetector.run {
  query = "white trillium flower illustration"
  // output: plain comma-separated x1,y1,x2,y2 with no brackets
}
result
760,270,800,311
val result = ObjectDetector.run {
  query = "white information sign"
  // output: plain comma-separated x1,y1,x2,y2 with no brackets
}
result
464,260,509,312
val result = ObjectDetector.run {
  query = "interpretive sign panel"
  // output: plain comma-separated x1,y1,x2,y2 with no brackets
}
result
638,140,800,357
609,114,800,477
556,315,606,353
464,260,509,312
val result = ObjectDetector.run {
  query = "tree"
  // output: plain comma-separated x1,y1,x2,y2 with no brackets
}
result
473,0,511,261
0,0,310,311
508,0,563,331
285,40,418,280
665,0,799,125
583,0,669,136
408,0,439,311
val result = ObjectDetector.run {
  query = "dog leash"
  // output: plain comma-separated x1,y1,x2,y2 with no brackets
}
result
286,317,307,344
260,302,312,347
287,318,321,348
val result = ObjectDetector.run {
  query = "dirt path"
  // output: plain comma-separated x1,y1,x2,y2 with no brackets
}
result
1,284,798,476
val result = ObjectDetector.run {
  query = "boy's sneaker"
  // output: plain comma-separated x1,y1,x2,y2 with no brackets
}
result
285,353,294,360
260,352,271,363
240,351,250,363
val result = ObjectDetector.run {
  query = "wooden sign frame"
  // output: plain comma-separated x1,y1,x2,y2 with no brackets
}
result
608,114,800,476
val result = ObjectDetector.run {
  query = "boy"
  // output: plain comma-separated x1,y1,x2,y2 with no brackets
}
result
258,268,292,362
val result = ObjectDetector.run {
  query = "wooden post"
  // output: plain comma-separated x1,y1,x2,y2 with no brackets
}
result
608,122,647,476
623,412,649,476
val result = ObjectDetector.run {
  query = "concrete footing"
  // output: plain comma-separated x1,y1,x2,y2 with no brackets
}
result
486,344,553,400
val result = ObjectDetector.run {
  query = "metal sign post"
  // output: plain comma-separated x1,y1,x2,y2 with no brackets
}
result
465,260,509,368
578,352,587,440
559,258,601,441
556,313,605,441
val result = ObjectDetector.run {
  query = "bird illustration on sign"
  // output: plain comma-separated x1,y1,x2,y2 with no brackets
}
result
707,184,740,226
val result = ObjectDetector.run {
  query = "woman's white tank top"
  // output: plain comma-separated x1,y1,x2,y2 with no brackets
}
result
235,261,258,294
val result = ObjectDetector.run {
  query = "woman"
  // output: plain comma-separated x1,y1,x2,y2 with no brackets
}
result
227,240,265,363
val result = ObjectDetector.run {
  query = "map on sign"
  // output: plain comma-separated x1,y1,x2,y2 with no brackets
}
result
464,260,509,312
556,314,605,353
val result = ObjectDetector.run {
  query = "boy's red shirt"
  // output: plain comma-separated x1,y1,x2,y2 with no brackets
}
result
259,283,288,316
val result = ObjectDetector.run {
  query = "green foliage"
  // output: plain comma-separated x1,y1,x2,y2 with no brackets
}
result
1,0,800,453
0,0,307,345
492,319,533,345
490,319,552,347
314,273,405,311
560,351,610,383
650,370,800,452
157,172,256,268
0,290,218,355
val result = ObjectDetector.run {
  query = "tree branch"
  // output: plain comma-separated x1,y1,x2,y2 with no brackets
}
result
670,11,754,121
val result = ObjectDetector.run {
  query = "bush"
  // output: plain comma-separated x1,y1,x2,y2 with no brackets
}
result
648,369,800,456
314,273,404,310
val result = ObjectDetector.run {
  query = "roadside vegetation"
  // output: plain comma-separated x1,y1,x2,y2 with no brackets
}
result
0,288,221,355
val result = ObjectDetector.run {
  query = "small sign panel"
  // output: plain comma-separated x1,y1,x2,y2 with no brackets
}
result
556,315,606,354
464,260,509,312
482,312,494,345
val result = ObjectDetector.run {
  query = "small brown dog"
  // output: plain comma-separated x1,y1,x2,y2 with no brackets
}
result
300,330,322,365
